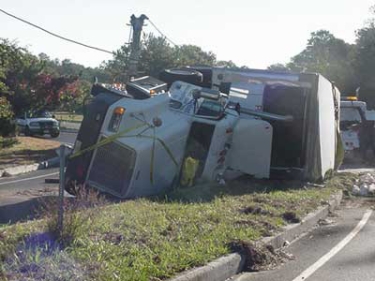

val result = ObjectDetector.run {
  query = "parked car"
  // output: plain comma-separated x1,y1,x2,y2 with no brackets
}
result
16,110,60,138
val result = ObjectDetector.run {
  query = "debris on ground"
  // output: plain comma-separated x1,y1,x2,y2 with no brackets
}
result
352,173,375,197
227,240,294,272
282,212,301,224
318,218,335,226
240,206,273,216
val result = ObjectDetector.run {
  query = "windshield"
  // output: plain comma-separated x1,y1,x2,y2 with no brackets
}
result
340,107,362,122
27,110,53,118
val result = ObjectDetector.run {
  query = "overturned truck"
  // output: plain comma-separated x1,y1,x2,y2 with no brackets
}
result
65,69,342,199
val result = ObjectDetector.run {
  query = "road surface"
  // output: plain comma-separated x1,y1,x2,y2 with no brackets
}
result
0,132,76,194
41,131,77,146
0,132,77,223
234,199,375,281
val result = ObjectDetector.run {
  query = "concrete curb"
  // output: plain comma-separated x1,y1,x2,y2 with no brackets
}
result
168,191,343,281
0,146,73,178
1,163,42,177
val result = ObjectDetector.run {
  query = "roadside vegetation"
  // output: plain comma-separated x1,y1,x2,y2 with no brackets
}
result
53,112,83,123
0,174,355,281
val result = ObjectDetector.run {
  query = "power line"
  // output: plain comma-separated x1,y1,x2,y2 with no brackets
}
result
0,8,114,55
147,18,178,46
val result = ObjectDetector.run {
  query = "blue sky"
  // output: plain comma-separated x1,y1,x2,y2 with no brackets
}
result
1,0,373,68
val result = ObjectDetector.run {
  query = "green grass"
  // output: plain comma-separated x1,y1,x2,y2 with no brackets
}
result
53,112,83,123
0,174,352,281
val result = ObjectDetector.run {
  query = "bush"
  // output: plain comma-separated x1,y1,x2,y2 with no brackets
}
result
0,137,18,149
0,97,16,137
41,186,107,247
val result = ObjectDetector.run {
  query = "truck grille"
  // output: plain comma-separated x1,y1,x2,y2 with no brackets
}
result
87,137,136,197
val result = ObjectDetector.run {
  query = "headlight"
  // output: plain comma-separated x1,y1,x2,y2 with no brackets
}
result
29,122,40,127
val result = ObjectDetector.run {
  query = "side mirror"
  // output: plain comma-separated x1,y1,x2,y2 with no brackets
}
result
52,115,56,119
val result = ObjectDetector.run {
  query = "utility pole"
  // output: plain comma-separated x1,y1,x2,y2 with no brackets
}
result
128,14,148,81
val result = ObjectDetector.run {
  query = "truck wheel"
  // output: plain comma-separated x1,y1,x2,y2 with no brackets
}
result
25,126,32,136
50,131,60,138
159,69,203,88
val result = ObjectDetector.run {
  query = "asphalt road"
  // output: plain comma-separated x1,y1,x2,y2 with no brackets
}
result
42,131,77,146
0,168,59,193
0,132,77,223
234,200,375,281
0,132,77,194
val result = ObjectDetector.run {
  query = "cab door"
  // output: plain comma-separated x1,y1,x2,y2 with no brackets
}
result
227,119,272,178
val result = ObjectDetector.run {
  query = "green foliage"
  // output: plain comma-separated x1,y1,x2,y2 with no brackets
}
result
0,39,80,115
354,8,375,107
139,34,177,77
267,63,291,72
103,33,218,82
59,80,92,113
0,96,16,137
287,30,357,93
215,60,238,68
174,44,216,67
0,136,18,148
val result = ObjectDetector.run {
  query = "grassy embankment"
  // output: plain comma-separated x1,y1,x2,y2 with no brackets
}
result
53,112,83,123
0,173,356,281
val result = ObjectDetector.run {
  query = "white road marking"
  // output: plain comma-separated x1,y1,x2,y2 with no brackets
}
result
292,209,373,281
0,172,59,186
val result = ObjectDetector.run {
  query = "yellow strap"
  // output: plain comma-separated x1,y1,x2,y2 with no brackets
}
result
69,123,147,160
68,124,179,186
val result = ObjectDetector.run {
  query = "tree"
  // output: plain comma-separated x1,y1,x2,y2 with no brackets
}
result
215,60,238,68
267,63,291,72
354,8,375,106
174,44,216,67
287,30,357,94
138,34,176,77
0,96,14,136
0,39,78,115
103,33,217,81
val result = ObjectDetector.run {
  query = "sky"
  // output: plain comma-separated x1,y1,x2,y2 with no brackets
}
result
1,0,374,69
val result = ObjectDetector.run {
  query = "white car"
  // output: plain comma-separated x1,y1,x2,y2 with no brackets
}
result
16,111,60,138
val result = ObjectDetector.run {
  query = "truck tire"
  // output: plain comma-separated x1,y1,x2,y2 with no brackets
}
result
184,67,213,88
25,126,32,136
159,69,203,88
50,131,60,138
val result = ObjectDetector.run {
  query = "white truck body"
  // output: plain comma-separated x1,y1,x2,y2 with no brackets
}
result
210,68,341,180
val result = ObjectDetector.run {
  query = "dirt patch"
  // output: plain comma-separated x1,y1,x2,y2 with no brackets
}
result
228,240,293,272
282,212,301,223
241,206,273,216
0,136,59,169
